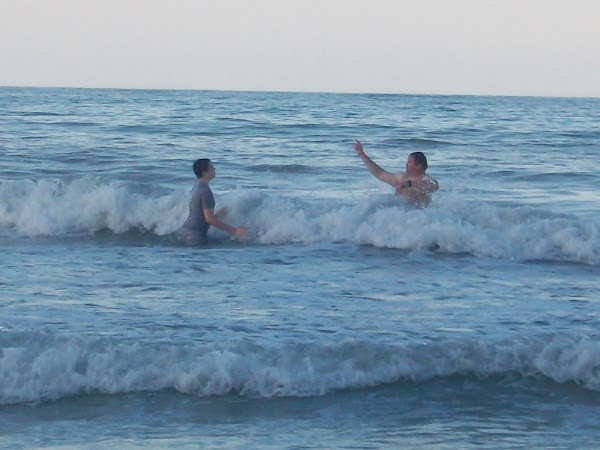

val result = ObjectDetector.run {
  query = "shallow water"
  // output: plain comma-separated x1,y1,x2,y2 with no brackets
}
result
1,87,599,448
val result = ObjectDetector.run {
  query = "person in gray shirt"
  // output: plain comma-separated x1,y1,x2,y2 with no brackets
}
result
181,159,248,246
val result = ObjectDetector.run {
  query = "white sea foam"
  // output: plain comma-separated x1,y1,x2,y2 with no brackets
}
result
0,178,188,236
1,179,598,264
1,332,598,405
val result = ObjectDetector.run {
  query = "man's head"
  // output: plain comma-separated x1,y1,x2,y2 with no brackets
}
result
406,152,428,175
193,159,215,179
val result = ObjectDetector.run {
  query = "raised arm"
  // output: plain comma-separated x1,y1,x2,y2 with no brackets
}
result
354,140,399,187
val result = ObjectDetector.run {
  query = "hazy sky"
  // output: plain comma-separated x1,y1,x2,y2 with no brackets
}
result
1,0,598,97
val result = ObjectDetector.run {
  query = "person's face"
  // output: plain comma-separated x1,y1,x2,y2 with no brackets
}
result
207,162,216,179
405,155,418,175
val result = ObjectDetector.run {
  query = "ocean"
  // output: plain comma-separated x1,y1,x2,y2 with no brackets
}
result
1,87,599,448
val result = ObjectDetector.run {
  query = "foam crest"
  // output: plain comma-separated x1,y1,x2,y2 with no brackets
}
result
0,178,187,236
2,179,598,264
1,331,598,405
234,190,599,264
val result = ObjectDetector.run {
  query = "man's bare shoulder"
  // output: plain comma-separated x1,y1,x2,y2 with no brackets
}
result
422,174,439,192
416,173,435,181
395,173,409,183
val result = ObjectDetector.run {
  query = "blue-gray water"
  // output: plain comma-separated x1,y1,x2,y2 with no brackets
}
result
1,87,599,448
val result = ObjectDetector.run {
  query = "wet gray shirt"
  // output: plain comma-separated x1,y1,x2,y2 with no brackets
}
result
181,181,215,244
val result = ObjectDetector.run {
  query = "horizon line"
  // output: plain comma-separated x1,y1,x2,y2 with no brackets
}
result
1,84,598,100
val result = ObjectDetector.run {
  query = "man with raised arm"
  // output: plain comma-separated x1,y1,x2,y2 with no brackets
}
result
354,139,439,207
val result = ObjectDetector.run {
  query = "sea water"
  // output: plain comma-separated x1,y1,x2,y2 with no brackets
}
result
1,87,599,448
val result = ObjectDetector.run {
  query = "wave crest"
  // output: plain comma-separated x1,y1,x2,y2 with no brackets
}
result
0,178,187,236
1,179,598,264
1,331,598,405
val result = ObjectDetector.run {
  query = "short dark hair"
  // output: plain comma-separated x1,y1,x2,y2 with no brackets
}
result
193,159,211,178
409,152,428,171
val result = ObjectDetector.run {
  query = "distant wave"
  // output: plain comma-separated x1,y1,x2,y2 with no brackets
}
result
248,164,317,174
22,111,69,118
1,330,598,405
381,137,455,147
559,130,600,140
1,179,598,265
112,124,171,134
509,172,597,183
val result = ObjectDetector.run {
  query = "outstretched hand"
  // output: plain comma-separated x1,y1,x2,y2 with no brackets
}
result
233,227,249,238
354,139,365,156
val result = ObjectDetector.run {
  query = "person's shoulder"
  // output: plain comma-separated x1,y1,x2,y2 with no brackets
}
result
395,172,409,182
424,174,439,191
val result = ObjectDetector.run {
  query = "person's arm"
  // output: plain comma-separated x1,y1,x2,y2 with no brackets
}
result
215,206,228,218
203,208,248,238
354,140,399,187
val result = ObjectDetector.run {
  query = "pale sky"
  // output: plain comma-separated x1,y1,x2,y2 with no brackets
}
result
1,0,599,97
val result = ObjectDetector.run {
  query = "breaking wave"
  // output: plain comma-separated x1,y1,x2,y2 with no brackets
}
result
1,179,598,265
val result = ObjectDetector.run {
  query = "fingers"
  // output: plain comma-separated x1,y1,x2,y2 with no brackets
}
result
354,139,364,155
235,227,249,238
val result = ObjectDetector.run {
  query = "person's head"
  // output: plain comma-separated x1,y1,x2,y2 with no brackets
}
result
406,152,428,175
193,158,215,180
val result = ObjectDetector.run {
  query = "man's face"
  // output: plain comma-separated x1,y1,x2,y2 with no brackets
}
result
207,162,216,179
406,155,421,175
